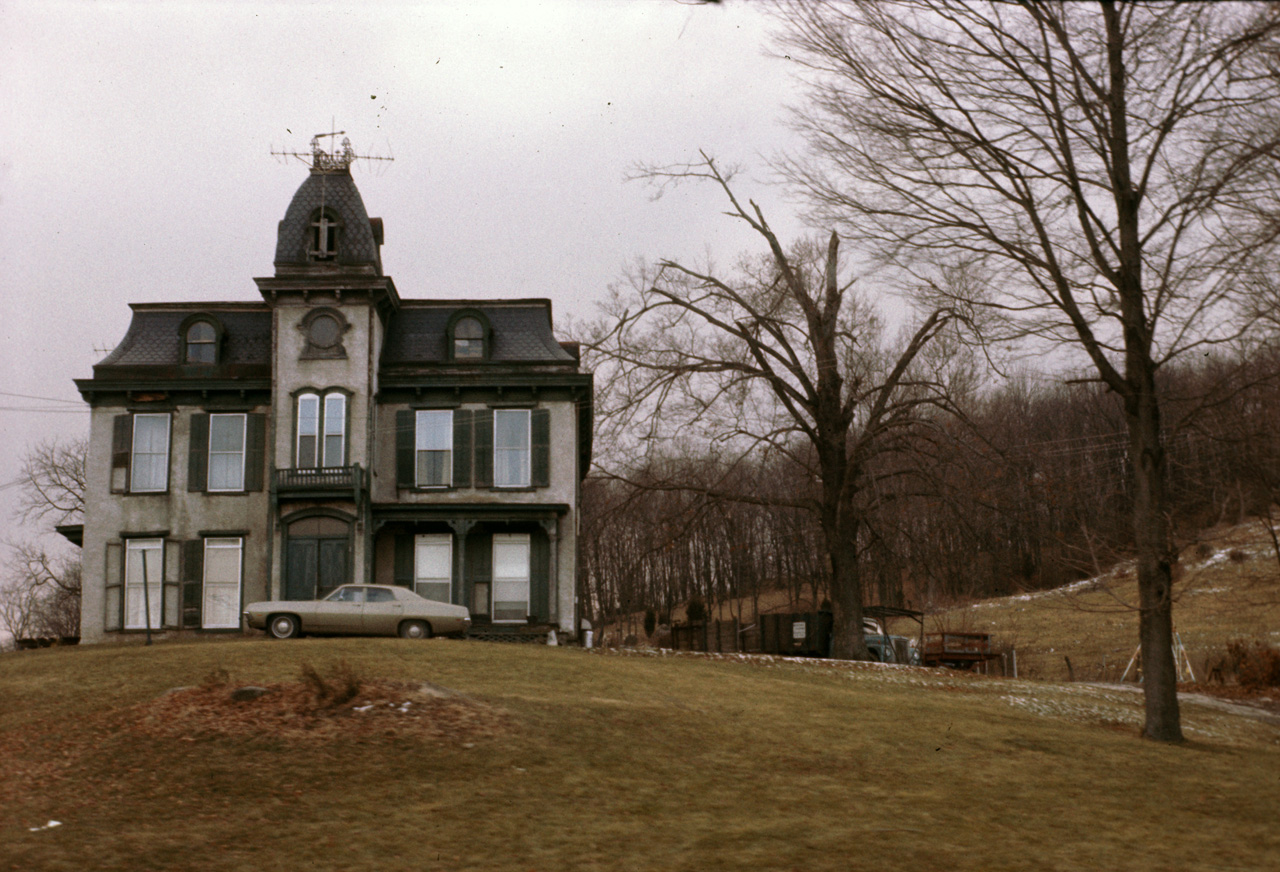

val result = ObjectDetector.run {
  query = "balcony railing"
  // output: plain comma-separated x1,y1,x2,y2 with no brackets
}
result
274,464,364,497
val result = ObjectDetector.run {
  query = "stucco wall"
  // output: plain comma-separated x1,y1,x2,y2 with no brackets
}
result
79,404,272,643
370,398,579,507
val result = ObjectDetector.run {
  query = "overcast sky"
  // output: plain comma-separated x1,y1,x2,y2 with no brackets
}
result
1,0,819,543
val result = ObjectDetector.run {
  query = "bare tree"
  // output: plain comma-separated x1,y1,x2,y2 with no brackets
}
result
588,153,959,659
16,437,87,525
774,0,1280,740
0,543,81,643
2,437,86,646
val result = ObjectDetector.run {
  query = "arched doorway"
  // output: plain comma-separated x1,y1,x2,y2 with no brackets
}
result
285,514,351,600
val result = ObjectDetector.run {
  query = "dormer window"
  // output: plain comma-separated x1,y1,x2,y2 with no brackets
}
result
180,315,223,365
449,312,489,361
308,209,342,261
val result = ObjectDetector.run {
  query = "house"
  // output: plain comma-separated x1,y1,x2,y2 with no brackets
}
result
73,143,593,644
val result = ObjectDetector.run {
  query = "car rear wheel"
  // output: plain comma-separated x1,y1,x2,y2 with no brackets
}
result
268,614,300,639
398,620,432,640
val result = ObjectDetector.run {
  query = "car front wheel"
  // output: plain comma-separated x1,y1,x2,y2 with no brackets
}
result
268,614,300,639
398,620,432,640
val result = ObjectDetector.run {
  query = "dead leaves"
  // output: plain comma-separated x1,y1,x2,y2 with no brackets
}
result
129,676,512,743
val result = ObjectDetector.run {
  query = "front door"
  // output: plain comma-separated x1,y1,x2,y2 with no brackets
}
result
285,516,350,600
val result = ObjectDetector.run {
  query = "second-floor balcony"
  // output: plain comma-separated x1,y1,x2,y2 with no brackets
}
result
274,464,366,500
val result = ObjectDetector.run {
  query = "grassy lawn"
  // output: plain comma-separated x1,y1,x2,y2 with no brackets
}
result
2,638,1278,871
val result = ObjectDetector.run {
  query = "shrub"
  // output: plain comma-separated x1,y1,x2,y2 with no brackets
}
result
644,609,657,638
1225,640,1280,690
299,660,363,706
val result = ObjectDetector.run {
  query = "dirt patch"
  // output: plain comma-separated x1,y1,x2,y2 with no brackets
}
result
130,678,513,743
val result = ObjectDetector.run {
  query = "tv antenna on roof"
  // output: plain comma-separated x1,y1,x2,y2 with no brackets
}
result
271,124,393,173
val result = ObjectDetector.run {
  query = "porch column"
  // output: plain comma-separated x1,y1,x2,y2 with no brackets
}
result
540,517,559,624
447,519,476,609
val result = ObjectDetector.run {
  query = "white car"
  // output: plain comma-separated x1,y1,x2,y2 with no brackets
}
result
244,584,472,640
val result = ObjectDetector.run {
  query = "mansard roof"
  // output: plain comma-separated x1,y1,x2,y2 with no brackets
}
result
381,299,578,366
91,303,272,377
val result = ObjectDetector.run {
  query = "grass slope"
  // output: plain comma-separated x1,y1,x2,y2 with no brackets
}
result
941,520,1280,683
2,638,1278,871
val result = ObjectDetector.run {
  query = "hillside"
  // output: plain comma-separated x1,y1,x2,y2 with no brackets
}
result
3,635,1279,870
945,518,1280,685
607,518,1280,692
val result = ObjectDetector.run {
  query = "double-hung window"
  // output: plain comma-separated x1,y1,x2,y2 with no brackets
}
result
130,414,170,492
297,392,346,468
207,414,246,491
414,533,452,603
494,409,530,488
415,410,452,487
323,394,346,466
124,538,164,630
202,538,243,629
492,533,531,622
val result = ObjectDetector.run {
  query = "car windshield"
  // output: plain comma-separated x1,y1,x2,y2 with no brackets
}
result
326,587,364,604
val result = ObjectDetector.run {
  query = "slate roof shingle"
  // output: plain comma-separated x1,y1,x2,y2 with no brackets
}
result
382,302,576,365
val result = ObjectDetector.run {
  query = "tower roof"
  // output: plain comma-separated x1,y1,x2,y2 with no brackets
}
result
274,168,383,276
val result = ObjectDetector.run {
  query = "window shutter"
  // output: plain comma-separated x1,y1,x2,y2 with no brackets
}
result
531,408,550,488
394,534,414,587
244,414,266,492
183,540,203,629
473,410,493,488
452,409,473,488
104,541,123,631
188,413,209,492
395,410,415,488
111,415,131,493
163,539,181,629
530,528,551,622
466,532,492,617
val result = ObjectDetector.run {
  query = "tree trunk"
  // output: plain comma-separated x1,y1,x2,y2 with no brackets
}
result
1129,388,1183,742
827,514,870,660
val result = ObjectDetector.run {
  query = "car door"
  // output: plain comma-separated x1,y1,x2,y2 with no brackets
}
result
311,586,364,633
361,587,404,635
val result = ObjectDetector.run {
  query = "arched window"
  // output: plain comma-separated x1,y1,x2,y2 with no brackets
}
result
449,313,489,361
179,315,224,365
185,322,217,363
296,390,347,468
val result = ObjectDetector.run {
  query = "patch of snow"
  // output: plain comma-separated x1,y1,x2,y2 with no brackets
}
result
28,821,61,832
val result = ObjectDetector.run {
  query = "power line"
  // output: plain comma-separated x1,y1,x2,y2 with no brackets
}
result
0,391,83,405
